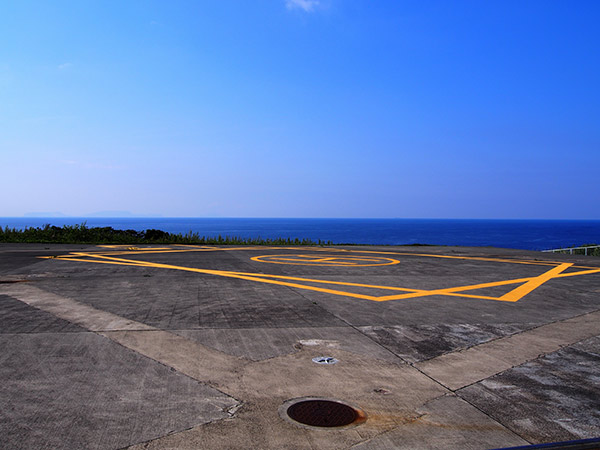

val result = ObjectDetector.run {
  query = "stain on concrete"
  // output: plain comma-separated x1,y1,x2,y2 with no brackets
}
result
458,336,600,443
358,323,536,363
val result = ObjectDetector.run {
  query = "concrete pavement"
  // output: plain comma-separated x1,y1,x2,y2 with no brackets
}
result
1,244,599,449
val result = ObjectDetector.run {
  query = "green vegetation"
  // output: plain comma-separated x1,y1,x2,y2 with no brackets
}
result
0,223,333,246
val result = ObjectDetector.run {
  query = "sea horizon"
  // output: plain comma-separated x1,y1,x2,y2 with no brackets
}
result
2,217,599,251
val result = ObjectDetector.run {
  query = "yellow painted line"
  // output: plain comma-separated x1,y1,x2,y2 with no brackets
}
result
44,257,156,268
263,257,342,262
377,277,535,302
51,253,424,301
186,269,499,301
554,268,600,278
40,254,527,303
365,252,563,266
68,252,380,301
105,251,600,295
225,272,416,291
438,292,507,301
300,248,597,270
157,244,598,269
70,249,216,257
251,254,400,267
48,252,533,302
54,246,267,258
297,248,590,268
96,246,172,250
499,263,573,302
376,264,593,302
202,244,600,270
254,258,369,266
287,256,381,262
235,271,504,301
204,273,380,301
42,249,600,304
321,249,599,270
67,245,600,271
185,246,271,251
264,259,360,265
49,253,507,302
295,255,393,261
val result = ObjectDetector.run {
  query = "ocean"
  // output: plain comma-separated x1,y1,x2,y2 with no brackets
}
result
2,218,599,251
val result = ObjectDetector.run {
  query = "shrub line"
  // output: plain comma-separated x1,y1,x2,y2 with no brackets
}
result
0,223,334,246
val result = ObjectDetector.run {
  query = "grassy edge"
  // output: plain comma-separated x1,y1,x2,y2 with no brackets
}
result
0,223,332,246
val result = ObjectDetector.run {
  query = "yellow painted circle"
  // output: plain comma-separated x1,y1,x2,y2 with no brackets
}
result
251,254,400,267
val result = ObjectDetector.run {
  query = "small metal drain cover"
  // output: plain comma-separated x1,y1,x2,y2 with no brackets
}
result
282,398,366,428
312,356,338,365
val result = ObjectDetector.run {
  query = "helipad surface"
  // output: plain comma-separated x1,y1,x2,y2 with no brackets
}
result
1,244,599,449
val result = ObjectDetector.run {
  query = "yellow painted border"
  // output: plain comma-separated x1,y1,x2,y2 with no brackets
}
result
40,246,600,303
250,254,400,267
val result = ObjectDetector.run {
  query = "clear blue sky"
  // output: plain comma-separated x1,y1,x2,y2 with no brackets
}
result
1,1,599,218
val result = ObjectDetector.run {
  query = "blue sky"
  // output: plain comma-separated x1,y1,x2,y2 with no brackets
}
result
1,0,598,218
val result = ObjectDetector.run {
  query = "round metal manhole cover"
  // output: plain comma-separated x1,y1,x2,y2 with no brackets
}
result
282,398,366,429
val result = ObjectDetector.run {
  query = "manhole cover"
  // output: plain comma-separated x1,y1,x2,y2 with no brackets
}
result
283,398,365,428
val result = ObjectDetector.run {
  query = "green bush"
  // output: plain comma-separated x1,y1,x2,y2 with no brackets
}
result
0,223,333,246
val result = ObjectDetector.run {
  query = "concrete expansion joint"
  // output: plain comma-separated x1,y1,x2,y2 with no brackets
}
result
505,307,600,339
404,360,455,392
3,245,599,449
289,285,418,370
453,392,534,446
97,328,159,333
130,413,237,450
429,335,591,393
0,330,93,336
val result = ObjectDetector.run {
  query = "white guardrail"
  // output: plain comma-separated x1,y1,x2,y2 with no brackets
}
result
542,245,600,255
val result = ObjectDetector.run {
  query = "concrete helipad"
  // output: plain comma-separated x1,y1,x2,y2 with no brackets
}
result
1,244,599,449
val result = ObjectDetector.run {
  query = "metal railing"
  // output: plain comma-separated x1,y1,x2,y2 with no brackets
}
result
542,245,600,256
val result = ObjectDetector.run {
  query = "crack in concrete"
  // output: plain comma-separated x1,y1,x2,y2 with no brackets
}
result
414,309,600,391
2,281,576,449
